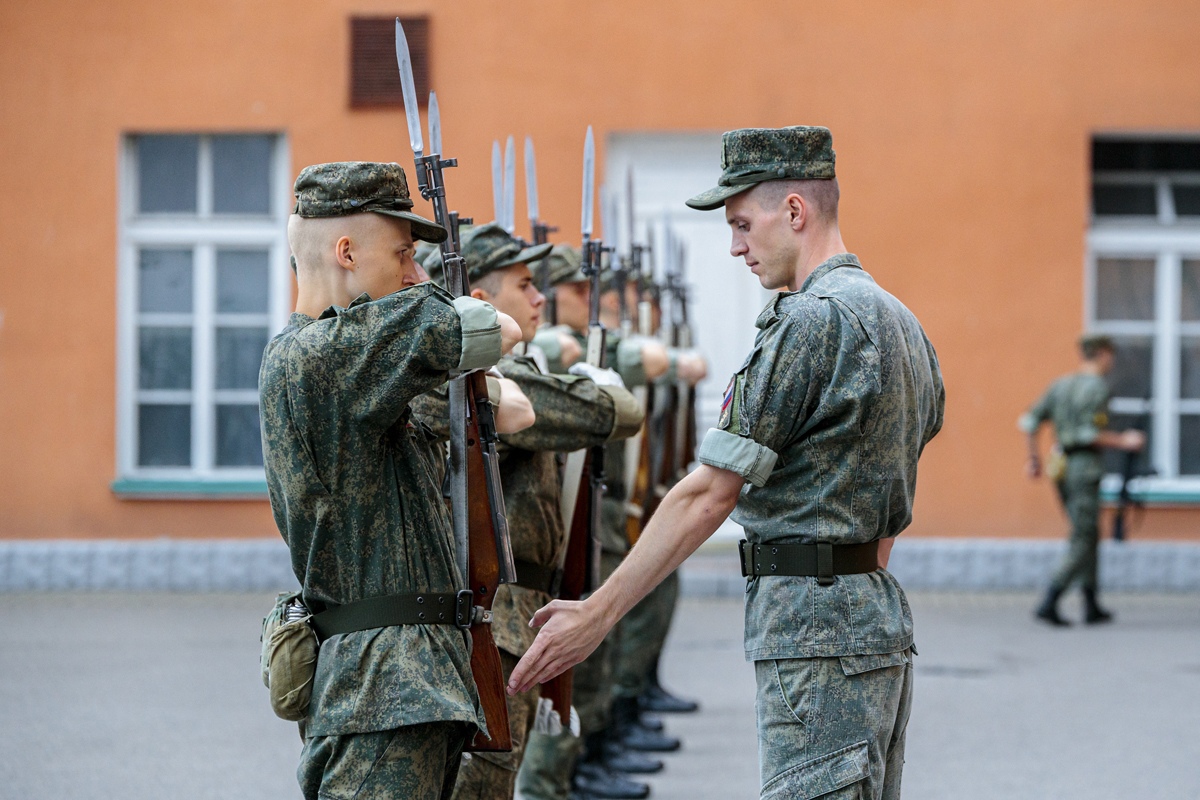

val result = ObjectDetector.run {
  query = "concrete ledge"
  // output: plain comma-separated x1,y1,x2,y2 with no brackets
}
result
1,538,1198,594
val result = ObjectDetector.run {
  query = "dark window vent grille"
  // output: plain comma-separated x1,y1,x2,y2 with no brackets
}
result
350,16,429,108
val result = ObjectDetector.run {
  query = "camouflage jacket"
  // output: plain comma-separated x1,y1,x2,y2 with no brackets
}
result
260,284,503,737
1018,372,1110,481
411,353,639,655
697,254,945,660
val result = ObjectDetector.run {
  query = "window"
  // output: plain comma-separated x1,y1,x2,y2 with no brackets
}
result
350,16,430,109
116,134,291,496
1088,137,1200,500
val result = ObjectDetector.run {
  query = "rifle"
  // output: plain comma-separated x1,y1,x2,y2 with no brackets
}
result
672,239,698,480
623,170,657,546
539,127,606,727
524,137,558,323
395,20,516,752
1112,399,1153,542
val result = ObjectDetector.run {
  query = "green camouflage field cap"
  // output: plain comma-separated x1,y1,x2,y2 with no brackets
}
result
292,161,447,243
424,222,552,286
685,126,837,211
533,244,587,288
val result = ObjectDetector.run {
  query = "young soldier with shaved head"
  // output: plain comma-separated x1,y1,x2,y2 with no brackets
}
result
412,224,644,800
261,162,529,800
509,128,945,800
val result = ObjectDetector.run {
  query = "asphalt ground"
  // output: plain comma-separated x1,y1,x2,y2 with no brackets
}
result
0,590,1197,799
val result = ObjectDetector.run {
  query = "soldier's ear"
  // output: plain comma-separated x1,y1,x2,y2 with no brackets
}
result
334,236,355,270
470,287,489,302
786,193,807,231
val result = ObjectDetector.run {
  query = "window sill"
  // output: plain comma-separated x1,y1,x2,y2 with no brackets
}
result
1101,477,1200,506
111,478,268,500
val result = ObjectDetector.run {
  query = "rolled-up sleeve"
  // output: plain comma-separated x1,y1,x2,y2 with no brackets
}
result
452,296,502,371
697,427,779,487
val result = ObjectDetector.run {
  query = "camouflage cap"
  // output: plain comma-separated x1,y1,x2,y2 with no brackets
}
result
292,161,447,243
424,222,553,287
685,126,836,211
532,244,588,288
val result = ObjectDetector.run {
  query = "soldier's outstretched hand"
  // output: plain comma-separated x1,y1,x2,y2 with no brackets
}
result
506,598,610,695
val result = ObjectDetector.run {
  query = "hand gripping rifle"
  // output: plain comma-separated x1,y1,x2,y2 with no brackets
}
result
539,127,606,728
396,20,516,752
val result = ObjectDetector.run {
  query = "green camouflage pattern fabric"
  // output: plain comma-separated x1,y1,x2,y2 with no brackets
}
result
260,282,488,738
698,254,945,660
532,244,587,288
517,728,581,800
613,570,679,700
292,161,446,243
450,651,540,797
298,722,471,800
687,126,837,210
424,223,553,287
754,650,912,799
1050,459,1103,591
411,352,623,656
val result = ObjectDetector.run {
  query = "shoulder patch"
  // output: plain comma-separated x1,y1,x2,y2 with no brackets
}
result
719,375,736,430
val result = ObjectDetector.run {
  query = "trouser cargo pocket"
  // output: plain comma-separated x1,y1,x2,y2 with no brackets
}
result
760,740,870,800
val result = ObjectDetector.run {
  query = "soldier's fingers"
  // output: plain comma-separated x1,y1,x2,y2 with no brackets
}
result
528,601,560,628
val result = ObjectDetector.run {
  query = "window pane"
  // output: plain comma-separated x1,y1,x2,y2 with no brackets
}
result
137,135,199,214
1102,412,1153,475
138,404,191,466
216,404,263,467
1180,416,1200,476
1171,184,1200,217
1182,338,1200,400
139,327,192,389
1093,183,1156,216
1108,336,1153,398
216,327,268,389
1183,260,1200,322
1095,258,1156,321
216,250,270,312
138,248,193,313
212,135,273,215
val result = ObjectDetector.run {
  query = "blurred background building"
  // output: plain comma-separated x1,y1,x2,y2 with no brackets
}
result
2,0,1199,553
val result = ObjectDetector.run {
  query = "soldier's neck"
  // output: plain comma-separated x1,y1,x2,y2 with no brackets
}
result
789,226,848,292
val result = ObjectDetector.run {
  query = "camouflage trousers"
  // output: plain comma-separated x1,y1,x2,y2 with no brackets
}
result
1051,471,1102,591
298,721,471,800
613,568,679,700
754,649,913,800
516,550,623,800
450,650,540,800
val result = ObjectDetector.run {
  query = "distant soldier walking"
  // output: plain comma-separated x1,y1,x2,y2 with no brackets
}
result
509,127,945,800
1020,334,1146,626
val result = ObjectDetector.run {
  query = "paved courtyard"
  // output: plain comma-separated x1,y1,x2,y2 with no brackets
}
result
0,589,1196,799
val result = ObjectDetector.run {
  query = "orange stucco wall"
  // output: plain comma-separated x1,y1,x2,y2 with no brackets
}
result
2,0,1199,540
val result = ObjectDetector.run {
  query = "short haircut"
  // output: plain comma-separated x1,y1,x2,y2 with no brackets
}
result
1080,334,1115,360
471,266,511,298
755,178,840,223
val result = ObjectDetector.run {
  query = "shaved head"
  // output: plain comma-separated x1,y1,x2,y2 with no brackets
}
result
288,213,385,275
752,178,840,223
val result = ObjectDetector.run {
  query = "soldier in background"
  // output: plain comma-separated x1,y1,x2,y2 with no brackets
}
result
415,224,644,799
1020,334,1146,626
510,127,945,800
261,163,527,799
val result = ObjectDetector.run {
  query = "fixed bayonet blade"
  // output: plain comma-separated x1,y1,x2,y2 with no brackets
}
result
428,92,442,155
394,19,424,155
491,140,503,225
503,136,516,234
581,126,595,238
524,136,540,223
602,184,621,254
626,167,637,257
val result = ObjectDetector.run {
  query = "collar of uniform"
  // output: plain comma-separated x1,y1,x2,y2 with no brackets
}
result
289,311,315,327
316,292,372,320
798,253,861,294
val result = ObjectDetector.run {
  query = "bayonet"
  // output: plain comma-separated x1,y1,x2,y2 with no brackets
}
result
394,20,423,156
491,140,503,225
503,135,517,236
525,136,540,227
428,92,442,155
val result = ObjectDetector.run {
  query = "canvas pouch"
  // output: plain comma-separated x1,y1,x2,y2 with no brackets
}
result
260,591,319,722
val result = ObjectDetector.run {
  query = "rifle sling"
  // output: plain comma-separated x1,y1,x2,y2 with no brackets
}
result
515,559,564,597
311,592,473,642
739,540,880,587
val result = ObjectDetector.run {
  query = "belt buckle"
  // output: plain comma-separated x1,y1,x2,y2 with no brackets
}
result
738,539,753,578
454,590,474,630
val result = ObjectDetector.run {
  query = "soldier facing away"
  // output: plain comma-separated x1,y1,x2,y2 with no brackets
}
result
260,162,528,800
509,127,946,800
1020,334,1146,626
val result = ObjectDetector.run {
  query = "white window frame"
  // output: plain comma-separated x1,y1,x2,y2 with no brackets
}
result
1088,172,1200,501
115,133,292,495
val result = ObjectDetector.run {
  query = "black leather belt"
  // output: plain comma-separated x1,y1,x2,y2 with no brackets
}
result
739,540,881,586
515,559,563,596
311,591,473,642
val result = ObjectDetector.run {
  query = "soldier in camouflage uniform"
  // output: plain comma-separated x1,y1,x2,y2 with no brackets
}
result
415,224,645,800
260,162,527,800
510,127,946,800
1020,334,1145,626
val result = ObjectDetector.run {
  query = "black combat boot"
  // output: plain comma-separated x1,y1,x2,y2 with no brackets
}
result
1083,588,1114,624
612,695,681,753
639,656,700,714
602,727,664,774
573,731,651,799
1034,586,1071,626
